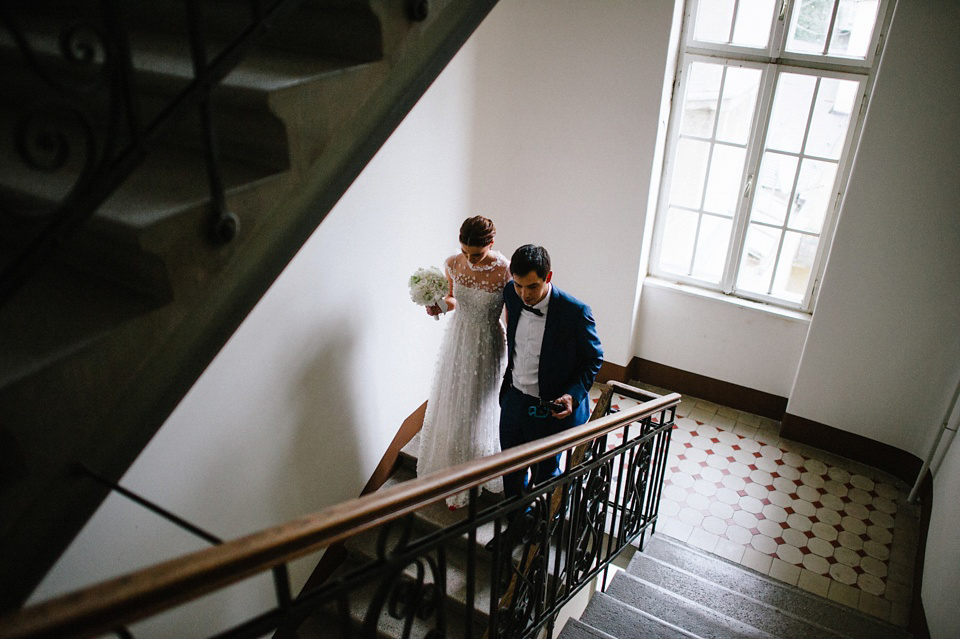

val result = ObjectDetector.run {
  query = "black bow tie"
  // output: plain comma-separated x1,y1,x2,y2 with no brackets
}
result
521,303,543,316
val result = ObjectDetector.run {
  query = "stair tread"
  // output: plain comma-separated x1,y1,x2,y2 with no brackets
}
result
134,34,373,92
0,21,369,94
628,535,910,639
0,140,283,230
344,524,497,621
558,618,620,639
581,591,698,639
295,551,488,639
605,571,775,639
635,535,909,639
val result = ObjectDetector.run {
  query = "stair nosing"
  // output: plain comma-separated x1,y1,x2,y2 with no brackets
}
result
605,570,777,639
631,550,857,639
586,590,704,639
643,535,909,636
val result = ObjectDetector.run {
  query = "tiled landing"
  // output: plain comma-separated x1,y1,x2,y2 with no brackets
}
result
589,383,921,628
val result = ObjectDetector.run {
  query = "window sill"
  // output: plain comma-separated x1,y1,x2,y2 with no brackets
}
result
642,276,813,324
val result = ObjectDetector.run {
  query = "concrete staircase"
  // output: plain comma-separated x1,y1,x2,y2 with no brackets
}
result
560,534,911,639
0,0,498,611
291,441,505,638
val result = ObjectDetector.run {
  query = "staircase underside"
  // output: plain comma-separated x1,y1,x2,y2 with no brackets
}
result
0,0,499,610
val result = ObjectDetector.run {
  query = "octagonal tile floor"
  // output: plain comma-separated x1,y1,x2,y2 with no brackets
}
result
591,384,921,628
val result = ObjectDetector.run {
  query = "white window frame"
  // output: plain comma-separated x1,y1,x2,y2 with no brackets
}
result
649,0,893,312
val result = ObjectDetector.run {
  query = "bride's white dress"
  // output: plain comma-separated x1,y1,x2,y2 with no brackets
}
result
417,251,509,508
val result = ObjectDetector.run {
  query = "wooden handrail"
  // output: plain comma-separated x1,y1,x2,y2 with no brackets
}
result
0,388,680,639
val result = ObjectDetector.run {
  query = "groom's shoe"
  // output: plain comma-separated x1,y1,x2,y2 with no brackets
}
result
483,511,535,552
484,526,514,553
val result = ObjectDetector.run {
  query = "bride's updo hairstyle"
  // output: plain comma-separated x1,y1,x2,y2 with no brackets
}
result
459,216,496,248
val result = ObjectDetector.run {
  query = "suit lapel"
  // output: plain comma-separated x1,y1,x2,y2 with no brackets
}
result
539,286,562,393
505,284,520,368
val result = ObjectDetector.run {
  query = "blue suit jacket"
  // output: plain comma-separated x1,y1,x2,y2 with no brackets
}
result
501,282,604,426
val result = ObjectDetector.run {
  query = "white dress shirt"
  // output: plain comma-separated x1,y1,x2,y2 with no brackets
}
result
512,284,551,398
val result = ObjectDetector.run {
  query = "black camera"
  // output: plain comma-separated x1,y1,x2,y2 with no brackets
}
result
539,399,564,412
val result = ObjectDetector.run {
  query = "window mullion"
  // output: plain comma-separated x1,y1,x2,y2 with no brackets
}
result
822,0,842,56
727,0,740,44
723,62,777,295
770,0,790,57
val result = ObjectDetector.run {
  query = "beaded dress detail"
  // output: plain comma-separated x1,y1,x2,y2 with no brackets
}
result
417,251,510,508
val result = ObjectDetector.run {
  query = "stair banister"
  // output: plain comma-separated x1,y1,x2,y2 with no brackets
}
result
0,387,679,639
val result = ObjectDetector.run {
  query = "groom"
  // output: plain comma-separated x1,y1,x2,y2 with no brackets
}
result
498,244,603,504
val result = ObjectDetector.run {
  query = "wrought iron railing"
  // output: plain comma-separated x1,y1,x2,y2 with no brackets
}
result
0,382,679,639
0,0,393,304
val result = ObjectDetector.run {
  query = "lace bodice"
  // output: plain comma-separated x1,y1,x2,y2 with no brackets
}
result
445,251,510,294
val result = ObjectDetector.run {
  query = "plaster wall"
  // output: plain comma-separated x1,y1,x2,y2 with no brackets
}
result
468,0,680,367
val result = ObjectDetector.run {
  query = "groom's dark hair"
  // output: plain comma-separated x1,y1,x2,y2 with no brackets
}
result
510,244,551,280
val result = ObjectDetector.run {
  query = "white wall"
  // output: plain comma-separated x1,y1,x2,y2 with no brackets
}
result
29,37,480,636
924,394,960,639
786,0,960,459
635,281,810,397
468,0,680,367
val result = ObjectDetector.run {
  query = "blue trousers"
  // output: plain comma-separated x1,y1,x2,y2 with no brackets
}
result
498,386,575,501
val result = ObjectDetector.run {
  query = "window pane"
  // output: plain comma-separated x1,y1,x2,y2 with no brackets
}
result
771,232,819,302
787,0,835,54
732,0,776,48
805,77,859,159
737,223,780,295
669,138,710,209
694,0,735,44
766,73,816,154
716,66,762,144
659,207,699,275
680,62,723,138
692,215,733,282
788,158,838,233
753,152,799,225
703,144,746,215
828,0,880,58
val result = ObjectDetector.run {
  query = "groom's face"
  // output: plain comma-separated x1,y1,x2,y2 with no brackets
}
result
513,270,552,307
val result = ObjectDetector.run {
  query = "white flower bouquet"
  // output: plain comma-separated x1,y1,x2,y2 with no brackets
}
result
408,266,449,321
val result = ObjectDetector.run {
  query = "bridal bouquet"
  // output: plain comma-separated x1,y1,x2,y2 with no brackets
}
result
408,266,448,321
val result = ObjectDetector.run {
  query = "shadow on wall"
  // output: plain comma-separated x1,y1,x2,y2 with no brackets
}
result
277,321,367,523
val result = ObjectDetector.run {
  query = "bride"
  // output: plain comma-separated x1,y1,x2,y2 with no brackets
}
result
418,216,509,509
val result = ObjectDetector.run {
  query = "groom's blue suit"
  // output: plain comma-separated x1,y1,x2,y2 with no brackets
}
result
499,282,603,500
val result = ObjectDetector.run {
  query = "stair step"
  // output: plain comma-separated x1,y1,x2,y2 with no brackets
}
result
627,551,846,639
605,572,774,639
580,591,696,639
122,0,385,63
636,535,910,639
344,525,497,625
0,24,370,173
377,469,504,553
293,553,488,639
559,618,621,639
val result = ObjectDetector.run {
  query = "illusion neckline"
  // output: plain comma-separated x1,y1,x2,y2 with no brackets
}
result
463,251,505,272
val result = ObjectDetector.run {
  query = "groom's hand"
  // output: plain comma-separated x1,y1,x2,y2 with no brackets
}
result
550,394,574,419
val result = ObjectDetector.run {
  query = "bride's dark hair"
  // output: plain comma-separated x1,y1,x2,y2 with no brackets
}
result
459,216,496,247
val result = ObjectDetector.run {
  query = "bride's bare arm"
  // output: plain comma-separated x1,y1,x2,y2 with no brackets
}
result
426,266,456,316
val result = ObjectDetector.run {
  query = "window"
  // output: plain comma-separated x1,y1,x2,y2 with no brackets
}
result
650,0,890,311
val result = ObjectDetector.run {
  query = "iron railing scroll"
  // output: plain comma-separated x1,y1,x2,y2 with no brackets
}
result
0,0,304,304
0,382,679,639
